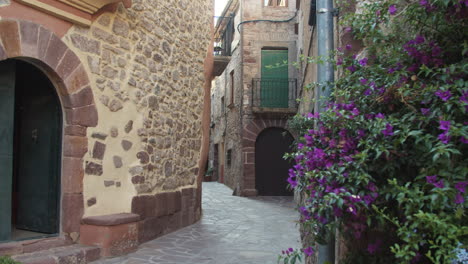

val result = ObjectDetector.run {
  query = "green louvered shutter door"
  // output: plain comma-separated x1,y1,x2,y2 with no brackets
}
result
261,50,289,108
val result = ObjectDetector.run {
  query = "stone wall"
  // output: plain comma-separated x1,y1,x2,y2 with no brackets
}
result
220,44,243,192
60,0,213,217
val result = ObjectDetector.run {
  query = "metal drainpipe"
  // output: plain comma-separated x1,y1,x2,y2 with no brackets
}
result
315,0,336,263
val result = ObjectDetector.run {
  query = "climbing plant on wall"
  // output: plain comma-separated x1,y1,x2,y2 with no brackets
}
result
281,0,468,263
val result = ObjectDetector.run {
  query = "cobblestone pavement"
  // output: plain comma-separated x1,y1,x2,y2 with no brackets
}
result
92,182,302,264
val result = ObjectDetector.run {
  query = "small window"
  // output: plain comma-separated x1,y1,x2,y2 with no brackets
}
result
226,149,232,167
221,96,225,113
264,0,287,7
229,70,235,106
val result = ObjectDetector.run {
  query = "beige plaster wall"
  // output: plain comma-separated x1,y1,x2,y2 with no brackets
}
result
61,0,213,216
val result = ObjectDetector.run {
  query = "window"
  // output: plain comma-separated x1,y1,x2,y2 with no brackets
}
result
229,70,235,106
221,96,225,113
226,149,232,167
264,0,287,7
309,0,317,26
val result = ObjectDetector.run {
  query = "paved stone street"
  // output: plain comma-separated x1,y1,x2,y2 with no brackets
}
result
92,182,302,264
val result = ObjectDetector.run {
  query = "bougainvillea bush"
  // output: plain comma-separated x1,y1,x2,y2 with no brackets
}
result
282,0,468,263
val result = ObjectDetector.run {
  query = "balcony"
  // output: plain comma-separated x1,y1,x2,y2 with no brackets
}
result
251,78,298,115
213,41,231,76
213,15,234,76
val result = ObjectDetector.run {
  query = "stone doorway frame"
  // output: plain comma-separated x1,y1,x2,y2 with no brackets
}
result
241,118,294,196
0,19,98,249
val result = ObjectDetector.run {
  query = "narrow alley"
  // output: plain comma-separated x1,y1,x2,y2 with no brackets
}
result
91,182,302,264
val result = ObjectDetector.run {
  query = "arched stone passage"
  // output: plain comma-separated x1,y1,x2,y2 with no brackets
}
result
241,118,295,196
0,19,98,241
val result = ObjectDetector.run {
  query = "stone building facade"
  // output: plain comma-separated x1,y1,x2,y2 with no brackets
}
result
210,0,299,197
0,0,213,261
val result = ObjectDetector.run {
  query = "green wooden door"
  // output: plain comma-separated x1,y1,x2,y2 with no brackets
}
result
0,61,15,242
261,50,289,108
15,61,61,234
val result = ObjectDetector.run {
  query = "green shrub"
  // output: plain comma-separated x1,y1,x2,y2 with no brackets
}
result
0,256,21,264
283,0,467,263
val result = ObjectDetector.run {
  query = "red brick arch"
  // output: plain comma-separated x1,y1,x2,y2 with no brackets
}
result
241,118,294,196
0,19,98,240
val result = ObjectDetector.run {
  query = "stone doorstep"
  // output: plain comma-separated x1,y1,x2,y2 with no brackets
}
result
0,237,72,256
11,244,101,264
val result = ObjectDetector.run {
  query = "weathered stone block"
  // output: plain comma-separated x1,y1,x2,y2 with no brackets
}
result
121,140,133,151
112,17,130,37
65,105,98,127
0,20,20,57
85,162,103,176
113,156,123,168
63,136,88,158
62,157,84,194
62,193,84,233
92,141,106,160
62,86,94,109
70,34,100,54
19,20,39,57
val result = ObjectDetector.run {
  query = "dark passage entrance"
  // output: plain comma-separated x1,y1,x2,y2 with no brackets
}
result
255,127,294,196
0,60,61,242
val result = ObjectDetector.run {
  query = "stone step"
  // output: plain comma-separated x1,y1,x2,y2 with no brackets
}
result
12,244,101,264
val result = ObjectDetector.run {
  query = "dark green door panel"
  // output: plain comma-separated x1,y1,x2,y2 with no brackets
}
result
15,61,61,234
0,61,16,242
261,50,289,108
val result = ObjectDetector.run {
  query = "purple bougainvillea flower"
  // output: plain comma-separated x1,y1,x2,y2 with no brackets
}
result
455,182,468,193
388,67,396,74
382,123,394,137
438,132,451,144
347,65,356,72
415,35,425,44
433,180,444,188
360,78,368,85
364,89,372,96
420,108,430,116
419,0,428,6
336,57,343,65
376,113,385,119
454,193,464,204
345,44,352,50
358,129,366,138
359,58,368,66
351,108,360,116
389,5,397,15
306,112,320,119
303,246,314,256
461,136,468,144
287,176,297,188
435,90,452,101
367,240,382,255
460,90,468,103
439,120,451,131
426,175,438,185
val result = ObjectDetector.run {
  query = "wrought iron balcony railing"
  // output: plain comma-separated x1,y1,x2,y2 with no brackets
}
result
252,78,298,109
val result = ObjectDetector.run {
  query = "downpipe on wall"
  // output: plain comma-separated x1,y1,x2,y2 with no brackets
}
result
315,0,336,263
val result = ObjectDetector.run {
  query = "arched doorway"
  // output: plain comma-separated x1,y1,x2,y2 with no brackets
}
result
0,59,62,242
255,127,294,196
